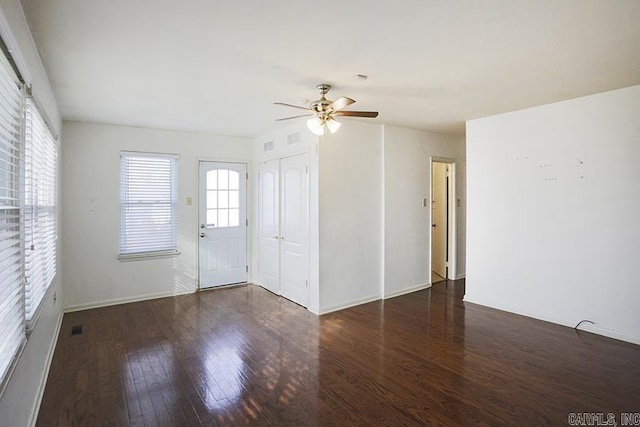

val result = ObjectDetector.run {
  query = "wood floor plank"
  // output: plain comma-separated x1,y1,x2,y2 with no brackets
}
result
36,281,640,426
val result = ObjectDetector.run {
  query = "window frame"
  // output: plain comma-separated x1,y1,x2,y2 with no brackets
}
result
23,97,58,331
0,45,26,395
118,151,180,260
204,167,242,229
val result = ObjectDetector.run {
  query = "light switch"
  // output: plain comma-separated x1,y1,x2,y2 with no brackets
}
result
186,197,193,206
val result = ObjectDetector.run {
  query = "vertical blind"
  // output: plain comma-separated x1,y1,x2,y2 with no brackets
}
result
24,98,57,328
0,48,25,388
119,153,178,255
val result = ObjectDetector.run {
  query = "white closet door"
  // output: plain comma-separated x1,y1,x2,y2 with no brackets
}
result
279,154,309,307
258,159,280,294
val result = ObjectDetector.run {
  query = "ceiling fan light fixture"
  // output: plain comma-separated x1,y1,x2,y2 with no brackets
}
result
307,117,324,136
277,83,378,135
326,117,341,134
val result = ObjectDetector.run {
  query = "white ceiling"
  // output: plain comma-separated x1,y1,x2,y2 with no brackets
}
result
20,0,640,138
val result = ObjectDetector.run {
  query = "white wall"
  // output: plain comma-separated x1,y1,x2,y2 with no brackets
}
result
466,84,640,345
382,125,466,298
0,2,63,426
62,121,251,310
318,121,384,313
255,121,467,314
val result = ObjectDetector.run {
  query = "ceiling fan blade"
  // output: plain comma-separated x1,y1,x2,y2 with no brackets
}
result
334,111,379,118
328,96,355,112
276,113,314,121
274,102,310,111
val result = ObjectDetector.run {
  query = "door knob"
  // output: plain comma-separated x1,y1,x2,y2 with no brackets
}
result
272,235,278,239
432,224,436,227
200,233,205,238
200,224,205,229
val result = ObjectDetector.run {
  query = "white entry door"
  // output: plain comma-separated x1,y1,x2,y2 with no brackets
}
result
279,154,309,307
198,162,247,288
258,159,280,294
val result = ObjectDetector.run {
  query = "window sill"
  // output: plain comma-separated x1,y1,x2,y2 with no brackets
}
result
118,250,180,262
25,278,57,335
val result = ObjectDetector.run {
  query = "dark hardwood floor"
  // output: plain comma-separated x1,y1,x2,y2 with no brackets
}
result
37,281,640,426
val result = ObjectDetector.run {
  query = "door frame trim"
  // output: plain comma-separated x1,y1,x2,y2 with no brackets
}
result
196,160,249,289
429,157,457,281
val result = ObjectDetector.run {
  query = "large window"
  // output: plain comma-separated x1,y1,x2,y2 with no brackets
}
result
0,44,58,390
119,152,178,257
24,98,57,328
0,44,25,390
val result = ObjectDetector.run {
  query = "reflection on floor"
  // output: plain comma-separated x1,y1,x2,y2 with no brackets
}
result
37,281,640,426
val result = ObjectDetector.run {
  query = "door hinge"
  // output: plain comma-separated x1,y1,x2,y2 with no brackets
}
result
246,218,248,226
246,172,248,180
246,265,249,273
306,280,308,287
305,166,308,174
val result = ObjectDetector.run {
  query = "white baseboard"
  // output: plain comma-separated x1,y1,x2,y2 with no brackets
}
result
253,281,280,296
253,282,321,314
455,273,466,280
463,295,640,346
64,289,195,313
383,282,431,300
581,324,640,345
28,308,63,427
318,293,381,315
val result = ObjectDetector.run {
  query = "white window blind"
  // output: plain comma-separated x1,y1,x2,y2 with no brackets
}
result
0,48,25,388
119,152,178,256
24,98,57,328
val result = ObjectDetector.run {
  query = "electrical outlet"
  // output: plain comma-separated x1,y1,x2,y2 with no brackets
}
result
186,196,193,206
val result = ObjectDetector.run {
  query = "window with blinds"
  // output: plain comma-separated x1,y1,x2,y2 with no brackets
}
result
24,98,57,328
0,48,25,389
119,152,178,257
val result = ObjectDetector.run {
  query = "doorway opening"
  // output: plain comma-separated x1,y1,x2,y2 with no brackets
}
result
430,159,457,283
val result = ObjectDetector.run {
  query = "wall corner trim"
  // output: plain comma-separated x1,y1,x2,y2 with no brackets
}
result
64,289,195,313
318,293,381,316
383,283,431,300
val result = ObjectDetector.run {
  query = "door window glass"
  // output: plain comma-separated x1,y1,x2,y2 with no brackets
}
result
206,169,240,228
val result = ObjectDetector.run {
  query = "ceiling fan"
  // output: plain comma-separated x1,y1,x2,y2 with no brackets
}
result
274,84,379,135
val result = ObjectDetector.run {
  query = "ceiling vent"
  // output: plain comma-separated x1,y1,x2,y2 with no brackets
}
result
287,132,300,145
